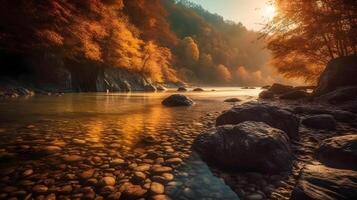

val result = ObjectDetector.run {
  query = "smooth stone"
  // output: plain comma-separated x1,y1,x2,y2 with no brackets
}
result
99,177,116,187
151,166,172,174
111,159,125,166
134,165,151,172
150,182,165,194
63,155,83,162
165,158,183,165
80,169,95,179
245,193,264,200
32,185,48,194
132,172,146,183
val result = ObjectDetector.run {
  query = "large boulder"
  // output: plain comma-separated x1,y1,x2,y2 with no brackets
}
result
259,90,274,99
291,164,357,200
216,102,300,139
316,134,357,170
268,83,294,94
315,86,357,104
193,121,293,173
279,90,309,100
314,55,357,96
302,114,337,130
162,94,194,107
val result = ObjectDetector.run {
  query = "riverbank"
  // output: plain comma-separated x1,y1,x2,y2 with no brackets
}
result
0,89,258,200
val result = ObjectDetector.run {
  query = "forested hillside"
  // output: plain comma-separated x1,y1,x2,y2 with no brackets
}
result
0,0,272,91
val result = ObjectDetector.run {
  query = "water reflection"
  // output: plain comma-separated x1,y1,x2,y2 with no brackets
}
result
0,87,261,199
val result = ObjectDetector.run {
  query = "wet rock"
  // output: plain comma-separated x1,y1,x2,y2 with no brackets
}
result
162,94,194,107
224,98,241,102
216,102,300,139
60,185,72,194
245,193,264,200
177,87,188,92
192,88,204,92
165,158,183,165
291,164,357,200
80,169,95,179
121,184,147,200
132,172,146,183
314,55,357,96
268,83,294,94
43,146,62,154
156,85,167,91
302,114,337,130
63,155,83,162
150,182,165,194
134,164,151,172
194,121,293,173
23,169,33,177
316,134,357,170
315,86,357,105
150,195,171,200
99,177,116,187
279,90,309,100
144,84,157,92
111,159,125,166
32,185,48,194
151,166,172,174
258,91,274,99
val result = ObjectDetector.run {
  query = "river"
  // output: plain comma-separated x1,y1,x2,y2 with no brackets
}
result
0,87,262,200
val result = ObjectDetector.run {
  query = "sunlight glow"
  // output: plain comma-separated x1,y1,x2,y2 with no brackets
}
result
263,4,276,20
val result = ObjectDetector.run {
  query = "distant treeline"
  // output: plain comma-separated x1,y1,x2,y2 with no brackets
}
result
0,0,270,85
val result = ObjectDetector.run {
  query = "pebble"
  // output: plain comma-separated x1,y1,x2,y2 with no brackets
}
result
99,177,116,187
22,169,33,177
151,166,172,174
165,158,183,165
63,155,83,162
32,185,48,194
245,193,264,200
80,169,95,179
150,182,165,194
134,165,151,172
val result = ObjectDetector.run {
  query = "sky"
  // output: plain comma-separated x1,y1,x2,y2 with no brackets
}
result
188,0,274,31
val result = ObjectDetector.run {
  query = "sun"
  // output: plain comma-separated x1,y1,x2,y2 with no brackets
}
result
263,4,276,20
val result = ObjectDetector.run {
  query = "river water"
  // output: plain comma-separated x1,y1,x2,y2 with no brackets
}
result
0,87,261,200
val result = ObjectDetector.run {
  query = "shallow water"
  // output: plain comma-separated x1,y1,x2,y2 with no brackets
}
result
0,87,261,199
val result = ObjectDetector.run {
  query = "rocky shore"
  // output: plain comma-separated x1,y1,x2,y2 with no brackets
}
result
0,56,356,200
192,56,357,200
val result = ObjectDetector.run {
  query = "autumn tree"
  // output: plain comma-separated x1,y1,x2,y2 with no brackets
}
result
263,0,357,82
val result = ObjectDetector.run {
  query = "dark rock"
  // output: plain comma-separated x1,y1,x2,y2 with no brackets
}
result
291,164,357,200
316,134,357,170
258,91,274,99
144,84,157,92
261,85,270,89
156,85,167,91
177,87,188,92
162,94,194,107
314,55,357,96
302,114,337,130
96,67,152,92
279,90,309,100
192,88,204,92
216,102,299,139
340,101,357,113
224,98,241,102
193,121,293,173
294,106,356,122
268,83,294,94
294,86,316,91
315,86,357,104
